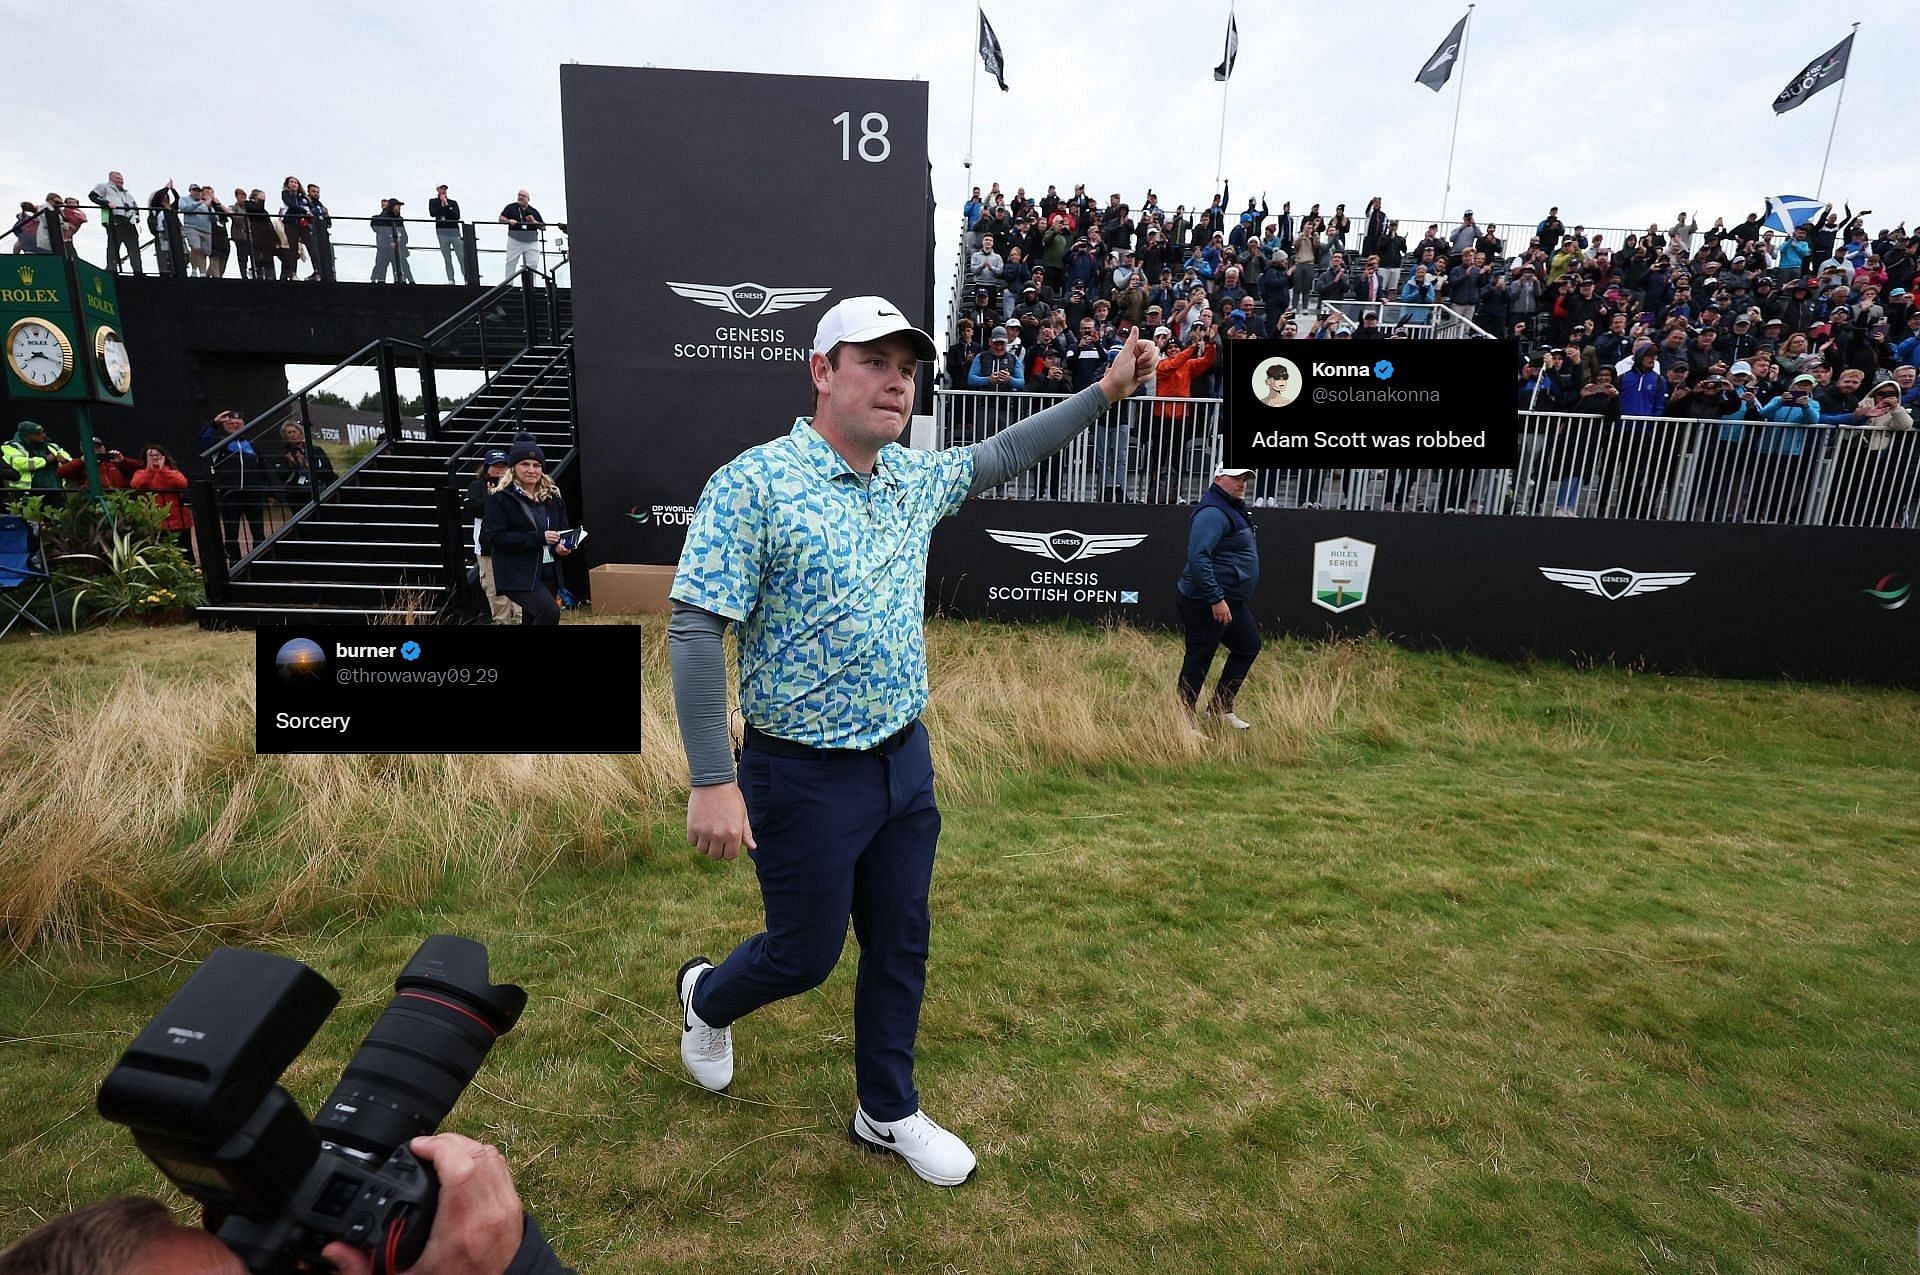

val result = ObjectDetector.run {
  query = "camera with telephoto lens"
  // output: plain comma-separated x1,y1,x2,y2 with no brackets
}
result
97,935,525,1274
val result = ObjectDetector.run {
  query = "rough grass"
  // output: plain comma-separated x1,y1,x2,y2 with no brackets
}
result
0,619,1374,953
2,620,1918,1271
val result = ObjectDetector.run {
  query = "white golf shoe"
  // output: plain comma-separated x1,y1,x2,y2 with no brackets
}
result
1216,710,1253,730
848,1106,977,1186
677,957,733,1092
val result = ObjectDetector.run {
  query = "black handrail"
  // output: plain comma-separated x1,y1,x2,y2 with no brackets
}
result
190,266,568,609
196,341,382,467
440,337,575,478
421,267,551,347
53,203,565,285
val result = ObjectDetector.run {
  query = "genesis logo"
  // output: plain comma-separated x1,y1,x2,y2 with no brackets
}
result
1539,566,1695,600
988,528,1148,563
665,281,831,319
1863,572,1911,610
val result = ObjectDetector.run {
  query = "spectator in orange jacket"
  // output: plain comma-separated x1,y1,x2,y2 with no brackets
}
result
129,443,195,561
1144,328,1221,500
57,438,139,489
1151,329,1219,420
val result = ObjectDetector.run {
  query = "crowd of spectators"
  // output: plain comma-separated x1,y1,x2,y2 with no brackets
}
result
8,170,551,284
2,410,346,562
946,181,1919,516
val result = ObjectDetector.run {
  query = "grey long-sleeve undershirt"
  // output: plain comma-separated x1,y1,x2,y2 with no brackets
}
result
670,382,1114,785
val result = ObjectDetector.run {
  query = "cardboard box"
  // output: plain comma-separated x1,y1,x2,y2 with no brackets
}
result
589,563,678,615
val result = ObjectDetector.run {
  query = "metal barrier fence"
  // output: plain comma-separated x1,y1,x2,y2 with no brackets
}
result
935,390,1919,528
1314,300,1492,339
943,389,1222,504
22,206,568,286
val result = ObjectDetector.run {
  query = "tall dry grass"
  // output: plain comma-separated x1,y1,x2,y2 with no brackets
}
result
0,620,1383,954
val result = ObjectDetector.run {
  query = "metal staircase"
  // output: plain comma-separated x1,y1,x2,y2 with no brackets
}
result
193,270,575,628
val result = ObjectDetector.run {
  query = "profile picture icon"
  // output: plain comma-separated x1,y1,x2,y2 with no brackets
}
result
1253,356,1302,408
276,637,328,684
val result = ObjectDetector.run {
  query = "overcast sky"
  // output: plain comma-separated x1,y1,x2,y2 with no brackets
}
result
9,0,1914,336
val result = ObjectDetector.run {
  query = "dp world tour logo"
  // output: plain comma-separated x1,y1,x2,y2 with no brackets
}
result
1863,572,1911,610
627,503,695,527
1539,566,1695,600
987,528,1147,563
666,281,831,319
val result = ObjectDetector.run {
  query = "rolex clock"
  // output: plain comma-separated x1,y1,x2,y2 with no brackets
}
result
6,316,74,392
93,325,131,396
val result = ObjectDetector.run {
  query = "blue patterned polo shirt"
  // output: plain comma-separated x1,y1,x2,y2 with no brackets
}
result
671,419,975,748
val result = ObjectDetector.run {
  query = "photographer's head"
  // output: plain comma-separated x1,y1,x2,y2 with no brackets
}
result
0,1196,242,1275
1,1133,537,1275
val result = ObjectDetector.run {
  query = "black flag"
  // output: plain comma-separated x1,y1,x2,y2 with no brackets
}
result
1416,13,1469,92
979,9,1008,92
1772,32,1853,114
1213,12,1238,82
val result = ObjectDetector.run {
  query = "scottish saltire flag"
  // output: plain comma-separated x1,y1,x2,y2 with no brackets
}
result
1762,194,1826,233
1772,32,1853,114
979,9,1007,92
1416,14,1469,91
1213,12,1238,81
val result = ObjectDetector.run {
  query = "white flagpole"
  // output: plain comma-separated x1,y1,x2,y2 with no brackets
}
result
1814,22,1859,201
966,10,981,177
1214,5,1233,191
1439,4,1474,223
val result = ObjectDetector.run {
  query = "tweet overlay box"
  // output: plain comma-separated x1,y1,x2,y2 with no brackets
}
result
257,626,642,754
1222,339,1520,469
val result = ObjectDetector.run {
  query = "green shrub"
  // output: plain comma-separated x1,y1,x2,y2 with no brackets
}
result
19,492,204,628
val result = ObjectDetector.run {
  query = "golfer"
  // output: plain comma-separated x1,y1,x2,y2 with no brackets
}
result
668,295,1153,1186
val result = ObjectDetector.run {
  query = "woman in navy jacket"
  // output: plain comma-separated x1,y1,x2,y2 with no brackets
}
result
481,433,572,624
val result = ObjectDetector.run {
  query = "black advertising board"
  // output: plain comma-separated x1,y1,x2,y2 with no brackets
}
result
928,502,1920,686
1222,338,1519,469
560,66,931,564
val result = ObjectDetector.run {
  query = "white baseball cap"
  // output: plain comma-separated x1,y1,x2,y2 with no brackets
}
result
811,296,938,361
1216,466,1256,479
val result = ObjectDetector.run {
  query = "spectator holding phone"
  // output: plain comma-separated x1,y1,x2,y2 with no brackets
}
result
273,420,337,506
499,190,545,279
56,437,138,490
280,176,321,282
1398,264,1437,324
130,444,195,560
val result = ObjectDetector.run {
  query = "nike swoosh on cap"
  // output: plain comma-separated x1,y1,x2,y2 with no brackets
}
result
877,308,900,317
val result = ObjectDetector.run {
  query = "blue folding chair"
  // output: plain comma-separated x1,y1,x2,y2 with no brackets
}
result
0,514,60,638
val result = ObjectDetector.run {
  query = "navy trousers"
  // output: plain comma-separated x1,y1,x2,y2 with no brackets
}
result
1176,592,1261,712
692,721,940,1122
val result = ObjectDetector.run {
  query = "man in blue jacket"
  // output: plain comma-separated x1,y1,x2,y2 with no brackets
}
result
965,327,1025,392
1618,344,1667,417
1175,466,1261,731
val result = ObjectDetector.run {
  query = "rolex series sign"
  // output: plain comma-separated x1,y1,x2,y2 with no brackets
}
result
0,256,133,406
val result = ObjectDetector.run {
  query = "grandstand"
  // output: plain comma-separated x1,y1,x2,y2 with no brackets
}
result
939,182,1918,526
